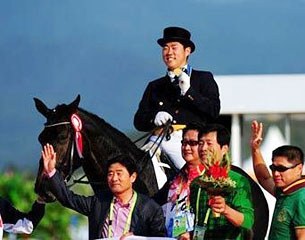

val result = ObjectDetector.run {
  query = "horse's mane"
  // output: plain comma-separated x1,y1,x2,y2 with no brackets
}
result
74,107,159,195
76,107,146,160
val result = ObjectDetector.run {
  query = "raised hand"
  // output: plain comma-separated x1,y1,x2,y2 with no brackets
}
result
250,120,275,195
251,120,263,150
42,143,57,174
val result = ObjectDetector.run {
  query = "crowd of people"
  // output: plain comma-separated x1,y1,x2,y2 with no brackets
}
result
1,26,305,240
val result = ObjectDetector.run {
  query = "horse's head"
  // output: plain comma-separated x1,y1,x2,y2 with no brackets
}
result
34,94,164,201
34,95,83,202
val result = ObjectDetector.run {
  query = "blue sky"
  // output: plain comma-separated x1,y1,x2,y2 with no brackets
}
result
1,0,305,170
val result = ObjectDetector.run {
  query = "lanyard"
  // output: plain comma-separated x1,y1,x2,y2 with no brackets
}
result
175,166,205,212
175,181,185,214
108,191,138,238
195,188,211,226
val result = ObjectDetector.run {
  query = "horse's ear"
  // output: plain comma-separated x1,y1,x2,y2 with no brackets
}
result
68,95,81,110
34,97,50,118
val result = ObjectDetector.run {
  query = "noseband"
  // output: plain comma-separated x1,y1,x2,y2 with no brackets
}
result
44,122,70,128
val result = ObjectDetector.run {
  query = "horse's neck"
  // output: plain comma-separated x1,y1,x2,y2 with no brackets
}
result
78,110,160,196
80,110,145,160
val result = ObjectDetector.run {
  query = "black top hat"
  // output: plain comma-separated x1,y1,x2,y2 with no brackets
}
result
157,26,195,53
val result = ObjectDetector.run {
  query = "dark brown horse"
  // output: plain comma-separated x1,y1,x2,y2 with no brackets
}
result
34,95,164,202
34,95,269,239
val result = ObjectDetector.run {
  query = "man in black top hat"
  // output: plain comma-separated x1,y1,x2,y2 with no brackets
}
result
134,26,220,172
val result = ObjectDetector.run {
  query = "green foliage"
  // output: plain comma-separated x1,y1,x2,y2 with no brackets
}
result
0,170,88,240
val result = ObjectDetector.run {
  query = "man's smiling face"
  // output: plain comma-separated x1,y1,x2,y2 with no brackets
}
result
162,41,191,70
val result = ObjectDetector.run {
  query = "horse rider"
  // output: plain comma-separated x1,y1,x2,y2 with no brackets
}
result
134,26,220,171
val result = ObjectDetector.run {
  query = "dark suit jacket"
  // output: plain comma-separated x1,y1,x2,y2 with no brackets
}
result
47,171,166,240
134,69,220,131
0,197,45,230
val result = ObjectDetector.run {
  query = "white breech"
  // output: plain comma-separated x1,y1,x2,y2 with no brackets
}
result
141,130,186,189
149,130,186,169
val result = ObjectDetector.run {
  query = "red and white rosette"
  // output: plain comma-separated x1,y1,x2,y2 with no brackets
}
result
71,113,84,158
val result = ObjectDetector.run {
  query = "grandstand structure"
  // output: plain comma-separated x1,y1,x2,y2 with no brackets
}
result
216,73,305,167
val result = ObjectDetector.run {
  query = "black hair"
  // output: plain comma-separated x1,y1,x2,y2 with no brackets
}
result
182,121,205,137
272,145,304,165
106,154,138,175
198,123,230,147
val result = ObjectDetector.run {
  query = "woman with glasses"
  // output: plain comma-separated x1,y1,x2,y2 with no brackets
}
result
251,120,305,240
160,122,205,240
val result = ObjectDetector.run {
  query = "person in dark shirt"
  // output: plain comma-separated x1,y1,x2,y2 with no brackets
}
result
42,143,166,240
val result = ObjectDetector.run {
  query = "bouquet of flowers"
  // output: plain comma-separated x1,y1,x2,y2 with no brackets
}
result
196,150,236,217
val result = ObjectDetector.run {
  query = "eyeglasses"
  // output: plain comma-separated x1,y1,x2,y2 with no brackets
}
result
269,163,300,172
181,140,199,147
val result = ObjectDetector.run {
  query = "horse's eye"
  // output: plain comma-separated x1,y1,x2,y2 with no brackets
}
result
39,129,57,144
58,132,69,142
56,127,70,143
39,125,70,145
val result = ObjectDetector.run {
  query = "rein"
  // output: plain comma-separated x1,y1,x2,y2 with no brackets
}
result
43,119,173,188
70,121,174,188
132,131,151,144
71,121,173,187
130,120,173,176
133,120,172,148
146,120,172,158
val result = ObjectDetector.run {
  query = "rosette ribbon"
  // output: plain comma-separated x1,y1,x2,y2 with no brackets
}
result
71,113,84,158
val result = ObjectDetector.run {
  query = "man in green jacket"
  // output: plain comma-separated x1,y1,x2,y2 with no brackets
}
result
190,124,254,239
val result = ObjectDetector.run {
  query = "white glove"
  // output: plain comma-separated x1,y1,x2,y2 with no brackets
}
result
178,71,190,95
154,111,173,126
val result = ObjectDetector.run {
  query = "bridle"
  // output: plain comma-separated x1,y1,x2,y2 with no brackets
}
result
44,120,78,183
137,120,173,160
43,114,103,188
44,122,70,128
